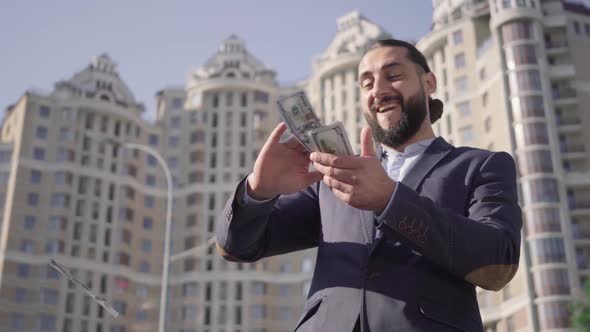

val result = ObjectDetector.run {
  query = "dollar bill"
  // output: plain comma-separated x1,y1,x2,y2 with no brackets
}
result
277,91,321,151
309,121,354,156
50,259,120,318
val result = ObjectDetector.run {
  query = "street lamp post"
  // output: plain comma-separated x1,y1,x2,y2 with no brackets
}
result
103,138,173,332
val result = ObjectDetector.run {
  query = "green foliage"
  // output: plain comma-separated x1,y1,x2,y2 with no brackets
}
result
572,279,590,331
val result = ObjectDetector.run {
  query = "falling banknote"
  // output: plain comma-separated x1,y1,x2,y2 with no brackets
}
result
50,259,120,318
277,91,354,155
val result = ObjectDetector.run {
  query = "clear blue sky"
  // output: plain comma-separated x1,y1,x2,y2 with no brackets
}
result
0,1,432,120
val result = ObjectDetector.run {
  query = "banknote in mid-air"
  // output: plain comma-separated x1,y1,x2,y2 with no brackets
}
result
50,259,120,318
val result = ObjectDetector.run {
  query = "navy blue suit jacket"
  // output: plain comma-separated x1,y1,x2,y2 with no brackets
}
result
217,137,522,332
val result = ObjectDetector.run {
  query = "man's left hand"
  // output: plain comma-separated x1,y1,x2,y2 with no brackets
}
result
310,126,395,213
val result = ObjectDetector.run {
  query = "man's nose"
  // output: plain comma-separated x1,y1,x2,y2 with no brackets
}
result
372,78,390,100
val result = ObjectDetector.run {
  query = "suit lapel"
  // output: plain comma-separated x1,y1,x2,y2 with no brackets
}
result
399,137,454,191
369,137,454,255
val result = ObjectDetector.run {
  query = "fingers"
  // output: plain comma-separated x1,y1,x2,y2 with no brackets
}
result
360,126,376,157
268,122,288,144
281,134,306,151
313,162,359,185
309,152,360,169
302,171,324,187
323,175,353,194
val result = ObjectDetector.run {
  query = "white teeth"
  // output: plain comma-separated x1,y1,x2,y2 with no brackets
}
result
378,102,399,112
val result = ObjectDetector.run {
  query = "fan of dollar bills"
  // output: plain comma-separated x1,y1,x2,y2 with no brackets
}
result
277,91,354,156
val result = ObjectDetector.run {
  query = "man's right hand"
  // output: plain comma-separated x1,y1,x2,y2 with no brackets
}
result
247,122,323,200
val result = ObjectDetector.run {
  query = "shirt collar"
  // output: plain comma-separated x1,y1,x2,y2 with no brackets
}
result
381,137,437,160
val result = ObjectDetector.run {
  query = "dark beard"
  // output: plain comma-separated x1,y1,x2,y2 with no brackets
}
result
365,89,427,149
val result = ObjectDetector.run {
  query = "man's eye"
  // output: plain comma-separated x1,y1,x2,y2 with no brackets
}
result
388,75,401,80
361,81,373,89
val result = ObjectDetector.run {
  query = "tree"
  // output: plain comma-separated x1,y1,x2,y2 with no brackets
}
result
572,279,590,331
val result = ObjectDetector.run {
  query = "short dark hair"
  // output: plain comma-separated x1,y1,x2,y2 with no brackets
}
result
363,39,443,124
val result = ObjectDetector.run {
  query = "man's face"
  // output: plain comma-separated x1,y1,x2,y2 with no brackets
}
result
357,46,432,149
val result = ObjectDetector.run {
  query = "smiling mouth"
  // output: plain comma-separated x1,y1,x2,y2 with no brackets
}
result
375,101,400,113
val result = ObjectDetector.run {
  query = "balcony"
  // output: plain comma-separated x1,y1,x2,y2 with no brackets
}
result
571,201,590,217
465,0,490,18
545,40,569,55
548,64,576,79
552,88,577,106
556,114,582,134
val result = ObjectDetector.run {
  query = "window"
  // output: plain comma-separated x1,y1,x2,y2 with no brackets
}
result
183,282,199,296
254,90,269,103
148,134,159,146
250,304,267,320
182,305,198,320
18,264,30,278
453,29,463,45
484,117,492,133
20,239,33,253
11,313,24,329
59,128,73,141
502,21,532,42
39,105,50,118
28,192,39,206
144,195,155,208
51,193,69,208
190,130,205,143
574,21,581,35
479,67,486,81
36,126,48,139
457,102,471,117
141,239,152,253
113,301,127,316
522,178,559,204
454,76,468,94
30,169,42,183
139,261,150,273
241,93,248,107
14,288,27,303
54,171,71,185
143,217,153,230
168,136,180,148
454,53,466,69
0,150,11,162
33,147,45,160
459,126,473,143
145,175,156,187
252,282,267,295
172,98,183,109
24,215,36,229
42,288,59,304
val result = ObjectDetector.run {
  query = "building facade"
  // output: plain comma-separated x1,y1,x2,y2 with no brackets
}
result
414,0,590,331
0,38,313,332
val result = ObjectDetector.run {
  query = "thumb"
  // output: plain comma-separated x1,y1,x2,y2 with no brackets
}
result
360,126,376,157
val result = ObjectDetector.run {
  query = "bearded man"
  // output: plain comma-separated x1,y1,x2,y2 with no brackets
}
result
216,39,522,332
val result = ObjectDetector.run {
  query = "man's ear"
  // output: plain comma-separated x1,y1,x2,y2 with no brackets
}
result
423,71,437,95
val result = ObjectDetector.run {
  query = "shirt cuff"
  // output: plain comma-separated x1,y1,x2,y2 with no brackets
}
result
240,178,276,205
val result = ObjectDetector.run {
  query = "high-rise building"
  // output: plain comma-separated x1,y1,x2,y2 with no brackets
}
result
416,0,590,330
0,37,314,332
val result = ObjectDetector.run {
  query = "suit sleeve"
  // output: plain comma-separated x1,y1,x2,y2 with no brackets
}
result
216,177,321,262
376,151,522,291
